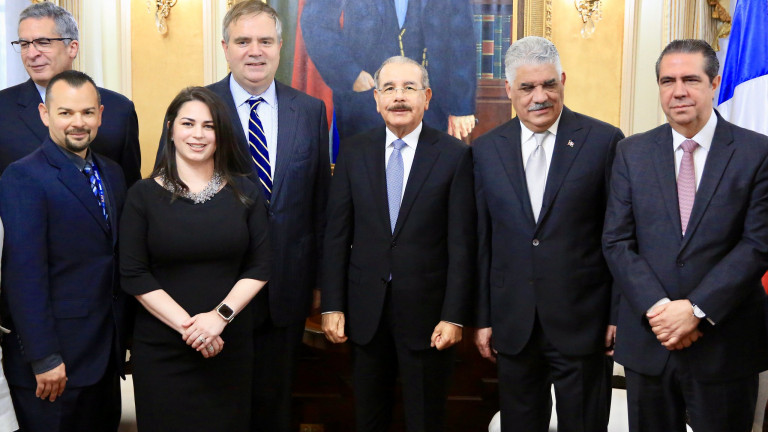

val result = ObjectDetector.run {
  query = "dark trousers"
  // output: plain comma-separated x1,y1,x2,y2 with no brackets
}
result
10,369,120,432
250,318,306,432
497,319,611,432
625,354,758,432
352,293,455,432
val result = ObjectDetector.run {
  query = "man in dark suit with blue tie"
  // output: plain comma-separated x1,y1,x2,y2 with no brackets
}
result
0,2,141,186
0,70,127,432
321,56,476,432
603,39,768,432
473,36,624,431
154,2,330,431
300,0,477,140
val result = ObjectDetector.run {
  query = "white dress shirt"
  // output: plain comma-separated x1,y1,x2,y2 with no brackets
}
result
385,122,422,202
672,109,717,189
520,110,563,172
230,76,279,177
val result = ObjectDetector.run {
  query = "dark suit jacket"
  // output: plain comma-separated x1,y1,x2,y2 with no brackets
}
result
322,124,476,350
603,112,768,381
0,138,127,388
474,107,624,357
155,76,330,327
300,0,476,138
0,79,141,186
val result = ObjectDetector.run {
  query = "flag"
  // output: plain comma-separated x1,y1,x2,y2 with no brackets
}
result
716,0,768,136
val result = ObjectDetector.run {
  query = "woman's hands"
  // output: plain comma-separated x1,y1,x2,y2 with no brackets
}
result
182,311,227,358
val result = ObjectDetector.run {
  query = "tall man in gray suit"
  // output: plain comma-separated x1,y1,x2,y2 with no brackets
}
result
603,39,768,432
154,2,330,431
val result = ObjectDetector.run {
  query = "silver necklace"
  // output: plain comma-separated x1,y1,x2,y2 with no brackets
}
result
162,171,223,204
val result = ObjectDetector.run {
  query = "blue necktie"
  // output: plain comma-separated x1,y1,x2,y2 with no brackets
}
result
395,0,408,28
386,139,406,233
248,97,272,202
83,161,109,225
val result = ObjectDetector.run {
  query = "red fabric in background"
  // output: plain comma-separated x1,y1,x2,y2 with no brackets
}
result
762,272,768,294
292,0,335,128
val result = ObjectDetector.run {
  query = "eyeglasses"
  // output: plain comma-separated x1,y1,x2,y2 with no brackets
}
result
11,38,72,53
377,86,426,96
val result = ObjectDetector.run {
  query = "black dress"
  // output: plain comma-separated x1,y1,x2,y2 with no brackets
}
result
120,178,270,432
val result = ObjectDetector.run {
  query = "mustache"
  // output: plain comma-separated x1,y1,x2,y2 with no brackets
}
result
528,101,553,111
66,128,91,135
388,103,412,111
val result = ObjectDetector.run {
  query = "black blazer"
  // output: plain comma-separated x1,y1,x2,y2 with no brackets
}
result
0,78,141,186
603,112,768,381
474,107,624,357
322,124,476,350
156,76,331,326
0,138,127,388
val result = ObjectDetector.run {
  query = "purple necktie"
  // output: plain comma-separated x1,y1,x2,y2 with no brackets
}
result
678,139,698,235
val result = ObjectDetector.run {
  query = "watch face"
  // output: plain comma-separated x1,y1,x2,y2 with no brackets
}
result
219,304,234,318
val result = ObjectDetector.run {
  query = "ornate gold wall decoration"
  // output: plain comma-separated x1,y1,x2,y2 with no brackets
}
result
525,0,553,41
708,0,731,50
147,0,177,35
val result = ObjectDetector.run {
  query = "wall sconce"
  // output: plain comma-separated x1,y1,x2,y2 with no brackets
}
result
574,0,602,38
147,0,177,35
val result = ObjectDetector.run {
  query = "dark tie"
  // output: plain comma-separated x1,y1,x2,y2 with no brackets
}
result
386,139,406,233
248,97,272,202
678,139,698,235
83,161,109,225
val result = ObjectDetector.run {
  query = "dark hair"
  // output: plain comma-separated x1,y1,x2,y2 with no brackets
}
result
152,87,253,205
45,70,100,106
655,39,719,82
222,0,282,43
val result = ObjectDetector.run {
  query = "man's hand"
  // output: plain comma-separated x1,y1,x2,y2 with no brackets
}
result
431,321,462,350
474,327,496,362
322,312,348,343
605,325,617,356
353,71,376,92
35,363,67,402
647,300,700,348
447,115,476,139
664,329,703,351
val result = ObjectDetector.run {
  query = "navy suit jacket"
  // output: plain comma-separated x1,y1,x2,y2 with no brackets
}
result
300,0,476,138
0,138,127,388
603,113,768,381
322,125,476,350
155,76,330,327
474,107,624,357
0,78,142,186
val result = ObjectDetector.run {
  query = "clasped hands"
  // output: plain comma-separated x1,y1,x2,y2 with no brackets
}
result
321,312,462,350
182,311,226,358
647,299,702,351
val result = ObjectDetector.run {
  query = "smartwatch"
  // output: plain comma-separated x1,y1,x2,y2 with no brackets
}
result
216,302,235,322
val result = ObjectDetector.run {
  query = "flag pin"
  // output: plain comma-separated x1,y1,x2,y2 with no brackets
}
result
567,140,575,147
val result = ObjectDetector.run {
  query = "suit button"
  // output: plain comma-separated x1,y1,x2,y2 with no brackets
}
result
532,239,540,246
391,241,397,248
677,261,685,267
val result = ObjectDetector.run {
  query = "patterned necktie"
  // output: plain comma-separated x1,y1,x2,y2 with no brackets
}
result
83,161,109,225
678,139,699,235
386,139,406,233
525,131,549,222
248,97,272,202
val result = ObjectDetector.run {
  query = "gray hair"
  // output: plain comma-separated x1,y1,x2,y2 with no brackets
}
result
19,2,79,41
504,36,562,83
656,39,719,83
373,56,430,89
222,1,282,43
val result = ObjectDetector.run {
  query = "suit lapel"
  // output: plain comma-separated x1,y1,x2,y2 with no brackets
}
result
363,128,391,233
681,117,735,249
212,75,249,155
18,79,47,143
393,126,440,237
43,140,110,235
493,119,535,226
94,154,120,245
272,82,298,201
537,107,586,228
651,126,684,237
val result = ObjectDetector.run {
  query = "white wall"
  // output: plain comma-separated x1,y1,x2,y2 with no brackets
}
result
2,0,32,89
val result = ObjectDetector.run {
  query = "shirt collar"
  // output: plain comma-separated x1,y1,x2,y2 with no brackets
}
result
229,75,277,108
55,144,93,171
519,108,563,143
35,82,46,103
671,109,717,152
385,122,423,150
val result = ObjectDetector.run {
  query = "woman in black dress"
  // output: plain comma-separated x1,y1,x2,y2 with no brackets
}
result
120,87,270,431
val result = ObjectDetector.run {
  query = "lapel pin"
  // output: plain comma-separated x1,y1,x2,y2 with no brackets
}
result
567,140,575,148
